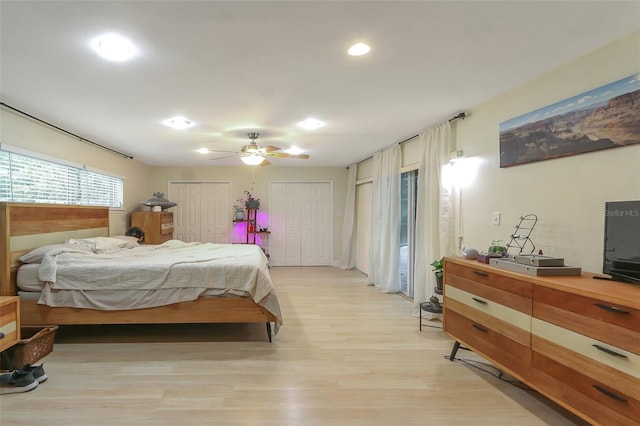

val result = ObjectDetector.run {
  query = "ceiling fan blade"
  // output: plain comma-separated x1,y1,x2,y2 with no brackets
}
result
208,155,238,160
263,145,281,153
266,152,310,159
260,159,271,166
208,149,238,154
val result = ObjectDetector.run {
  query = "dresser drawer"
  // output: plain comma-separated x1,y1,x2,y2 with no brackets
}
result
0,297,20,352
533,352,640,426
445,262,532,314
534,286,639,354
445,284,531,347
532,318,639,399
160,222,174,235
160,212,173,224
445,309,531,380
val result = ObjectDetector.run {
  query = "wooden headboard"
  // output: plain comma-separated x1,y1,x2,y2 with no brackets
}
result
0,203,110,296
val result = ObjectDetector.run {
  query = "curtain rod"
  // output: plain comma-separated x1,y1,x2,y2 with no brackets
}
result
0,102,134,159
354,111,466,166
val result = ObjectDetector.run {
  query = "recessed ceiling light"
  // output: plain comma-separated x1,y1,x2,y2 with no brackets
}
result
285,146,304,155
196,148,210,154
297,118,325,130
90,33,137,62
347,42,371,56
163,116,194,130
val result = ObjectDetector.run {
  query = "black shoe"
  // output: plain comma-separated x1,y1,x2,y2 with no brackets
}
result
0,370,39,394
18,364,48,383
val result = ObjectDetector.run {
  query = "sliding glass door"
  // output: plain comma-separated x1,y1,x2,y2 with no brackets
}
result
400,170,418,298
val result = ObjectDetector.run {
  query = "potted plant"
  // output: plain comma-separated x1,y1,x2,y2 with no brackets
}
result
431,258,444,293
243,191,260,209
233,204,245,220
488,240,507,257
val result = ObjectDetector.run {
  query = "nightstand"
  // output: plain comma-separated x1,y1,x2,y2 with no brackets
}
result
0,296,20,354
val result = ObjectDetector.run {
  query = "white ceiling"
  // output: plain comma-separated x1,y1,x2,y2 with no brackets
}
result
1,1,639,167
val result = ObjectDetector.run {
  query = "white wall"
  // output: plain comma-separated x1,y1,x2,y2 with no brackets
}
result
147,165,348,262
1,109,348,263
0,107,152,234
456,31,640,273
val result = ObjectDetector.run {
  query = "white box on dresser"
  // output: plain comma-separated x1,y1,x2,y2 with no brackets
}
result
443,257,640,426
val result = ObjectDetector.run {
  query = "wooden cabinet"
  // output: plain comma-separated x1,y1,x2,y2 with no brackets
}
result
0,296,20,352
131,211,174,244
443,257,640,426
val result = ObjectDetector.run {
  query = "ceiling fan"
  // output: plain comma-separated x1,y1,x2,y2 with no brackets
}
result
210,132,310,166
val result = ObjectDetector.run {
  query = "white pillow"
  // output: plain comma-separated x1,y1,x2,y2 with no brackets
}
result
67,237,128,253
110,235,140,249
19,243,92,264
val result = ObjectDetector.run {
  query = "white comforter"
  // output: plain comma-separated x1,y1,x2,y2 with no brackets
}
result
38,241,281,327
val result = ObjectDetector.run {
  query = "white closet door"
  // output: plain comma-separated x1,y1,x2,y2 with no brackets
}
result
184,184,201,242
169,183,186,241
302,183,331,265
269,183,287,266
170,182,231,243
214,183,231,243
286,183,303,266
270,182,332,266
200,183,231,243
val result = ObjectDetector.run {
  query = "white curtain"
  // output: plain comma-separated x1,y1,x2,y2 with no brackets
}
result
412,121,455,315
368,144,401,293
337,163,357,269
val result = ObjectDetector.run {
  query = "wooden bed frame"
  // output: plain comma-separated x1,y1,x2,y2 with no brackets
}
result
0,203,277,341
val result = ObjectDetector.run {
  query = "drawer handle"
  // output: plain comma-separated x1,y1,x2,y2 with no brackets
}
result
473,271,489,277
0,332,4,339
472,297,488,305
594,303,629,315
593,385,628,403
592,344,628,359
472,323,488,333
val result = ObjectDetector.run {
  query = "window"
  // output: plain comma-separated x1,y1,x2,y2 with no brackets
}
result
400,169,418,298
0,146,123,208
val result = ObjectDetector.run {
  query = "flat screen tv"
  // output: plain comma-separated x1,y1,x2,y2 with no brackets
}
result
603,200,640,285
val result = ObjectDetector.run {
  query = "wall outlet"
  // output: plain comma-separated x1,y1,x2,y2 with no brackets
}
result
492,211,501,225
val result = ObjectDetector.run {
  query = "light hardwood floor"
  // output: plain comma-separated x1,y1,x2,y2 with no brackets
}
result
1,267,585,425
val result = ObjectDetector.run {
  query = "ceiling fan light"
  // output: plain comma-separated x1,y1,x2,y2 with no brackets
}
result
241,154,265,165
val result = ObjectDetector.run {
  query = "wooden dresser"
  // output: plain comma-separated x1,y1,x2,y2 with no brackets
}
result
131,211,174,244
443,257,640,426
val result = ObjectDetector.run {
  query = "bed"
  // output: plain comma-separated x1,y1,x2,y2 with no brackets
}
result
0,203,282,341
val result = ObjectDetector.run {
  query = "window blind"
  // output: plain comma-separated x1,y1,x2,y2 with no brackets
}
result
0,148,123,208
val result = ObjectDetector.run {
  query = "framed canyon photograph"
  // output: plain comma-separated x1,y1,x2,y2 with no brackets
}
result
499,73,640,168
